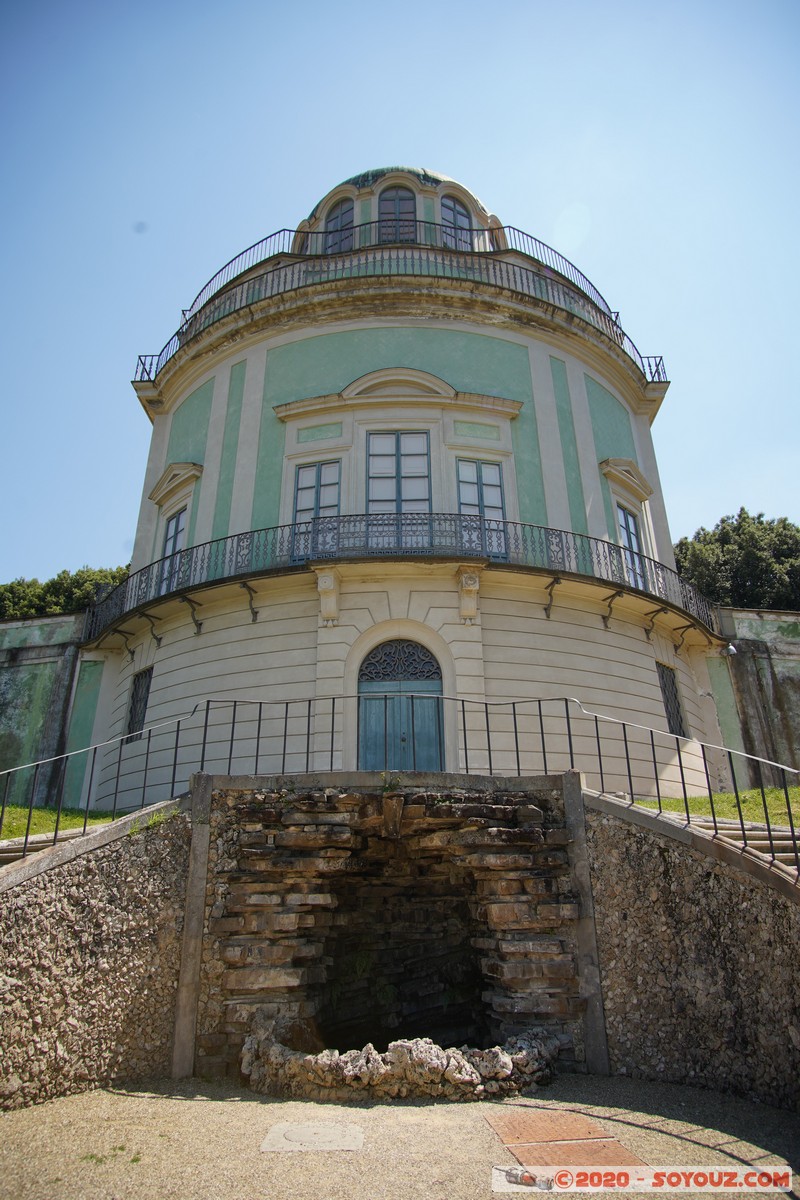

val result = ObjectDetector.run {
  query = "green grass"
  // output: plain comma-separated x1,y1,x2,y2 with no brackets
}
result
634,786,799,827
0,803,114,842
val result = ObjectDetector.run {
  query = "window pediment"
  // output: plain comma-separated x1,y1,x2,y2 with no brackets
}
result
148,462,203,507
599,458,653,503
342,368,456,399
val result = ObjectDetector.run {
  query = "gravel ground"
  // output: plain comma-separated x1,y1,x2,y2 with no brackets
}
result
0,1074,796,1200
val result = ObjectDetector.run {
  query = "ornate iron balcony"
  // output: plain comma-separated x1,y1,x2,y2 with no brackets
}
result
135,227,667,386
84,514,716,642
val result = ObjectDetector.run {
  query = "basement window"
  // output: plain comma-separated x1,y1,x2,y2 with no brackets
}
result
656,662,688,739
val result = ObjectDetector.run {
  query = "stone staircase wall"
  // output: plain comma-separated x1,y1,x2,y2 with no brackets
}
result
585,797,800,1110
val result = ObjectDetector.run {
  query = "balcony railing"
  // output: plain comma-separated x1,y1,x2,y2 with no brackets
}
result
135,237,666,386
84,514,717,642
180,222,614,324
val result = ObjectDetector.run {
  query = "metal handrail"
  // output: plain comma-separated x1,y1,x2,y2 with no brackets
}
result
2,693,797,877
180,222,614,324
135,243,665,385
83,513,717,643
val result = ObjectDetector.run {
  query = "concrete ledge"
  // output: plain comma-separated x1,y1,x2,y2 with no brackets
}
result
0,799,182,893
584,790,800,905
201,771,563,794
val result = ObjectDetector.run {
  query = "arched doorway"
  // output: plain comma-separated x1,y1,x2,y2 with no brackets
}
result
357,639,444,771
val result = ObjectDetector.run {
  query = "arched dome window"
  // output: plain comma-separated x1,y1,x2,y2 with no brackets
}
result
441,195,472,251
325,198,354,252
379,186,416,243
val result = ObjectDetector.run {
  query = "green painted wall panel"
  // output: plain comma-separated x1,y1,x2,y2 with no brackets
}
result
706,657,747,755
261,328,546,525
0,662,58,803
165,378,214,549
62,660,104,807
264,328,532,406
212,361,246,540
550,357,588,536
585,374,637,539
251,363,288,530
166,379,214,464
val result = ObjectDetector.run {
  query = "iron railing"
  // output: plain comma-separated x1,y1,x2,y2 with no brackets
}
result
2,695,797,877
83,514,717,642
134,243,664,385
180,222,614,324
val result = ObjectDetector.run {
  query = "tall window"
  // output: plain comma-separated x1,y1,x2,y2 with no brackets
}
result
457,459,506,557
324,198,354,253
656,662,688,739
367,432,430,513
125,666,153,742
441,195,472,251
159,507,186,595
293,461,340,558
379,187,416,243
617,504,646,590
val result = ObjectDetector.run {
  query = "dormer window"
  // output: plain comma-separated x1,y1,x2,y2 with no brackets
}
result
325,198,354,253
442,195,472,251
379,186,416,243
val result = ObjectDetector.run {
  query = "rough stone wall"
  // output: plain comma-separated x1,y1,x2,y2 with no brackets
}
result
196,781,582,1080
0,814,190,1110
586,809,800,1110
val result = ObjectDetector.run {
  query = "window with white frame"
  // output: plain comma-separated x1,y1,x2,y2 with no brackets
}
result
617,503,647,590
159,507,187,595
367,432,430,514
293,460,341,558
457,458,507,557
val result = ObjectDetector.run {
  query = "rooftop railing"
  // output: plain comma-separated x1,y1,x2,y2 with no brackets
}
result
135,244,665,385
180,221,614,324
83,513,717,643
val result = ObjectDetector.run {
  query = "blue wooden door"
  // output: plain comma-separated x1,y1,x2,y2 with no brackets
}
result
358,679,443,771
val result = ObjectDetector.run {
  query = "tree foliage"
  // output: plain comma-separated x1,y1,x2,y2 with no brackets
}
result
674,509,800,610
0,566,129,621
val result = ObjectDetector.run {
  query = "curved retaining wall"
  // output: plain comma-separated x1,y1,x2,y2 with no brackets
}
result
585,796,800,1111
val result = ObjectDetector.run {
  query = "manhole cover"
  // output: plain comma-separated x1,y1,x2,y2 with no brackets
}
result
260,1122,365,1152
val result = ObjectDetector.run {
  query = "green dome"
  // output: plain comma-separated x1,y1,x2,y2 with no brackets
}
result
307,167,488,220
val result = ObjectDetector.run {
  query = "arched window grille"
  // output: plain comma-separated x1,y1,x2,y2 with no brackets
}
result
358,639,442,682
379,187,416,243
325,198,354,252
441,194,472,251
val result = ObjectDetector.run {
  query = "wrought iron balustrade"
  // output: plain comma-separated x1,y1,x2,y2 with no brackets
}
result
83,514,717,642
178,221,613,324
135,245,663,385
2,693,797,880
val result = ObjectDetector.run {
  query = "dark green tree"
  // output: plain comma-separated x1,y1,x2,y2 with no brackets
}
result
0,566,129,620
674,509,800,610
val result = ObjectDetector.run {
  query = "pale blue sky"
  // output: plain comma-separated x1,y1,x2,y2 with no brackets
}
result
1,0,798,581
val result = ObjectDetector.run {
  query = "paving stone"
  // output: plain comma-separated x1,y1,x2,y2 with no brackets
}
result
484,1108,609,1144
510,1138,646,1167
